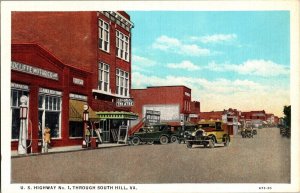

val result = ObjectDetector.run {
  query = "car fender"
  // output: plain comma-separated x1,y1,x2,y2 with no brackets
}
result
208,134,216,143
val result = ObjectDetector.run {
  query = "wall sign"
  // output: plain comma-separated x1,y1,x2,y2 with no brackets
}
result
11,82,29,90
145,110,161,125
185,92,191,97
69,93,87,101
116,98,134,107
39,88,62,96
11,61,59,80
73,77,84,86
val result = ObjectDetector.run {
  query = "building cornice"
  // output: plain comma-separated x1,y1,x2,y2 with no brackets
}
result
99,11,134,32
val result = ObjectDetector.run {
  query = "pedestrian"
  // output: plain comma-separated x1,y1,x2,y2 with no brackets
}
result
43,125,51,152
85,126,91,147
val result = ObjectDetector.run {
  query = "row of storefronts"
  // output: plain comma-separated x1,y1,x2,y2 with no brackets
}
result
10,11,205,154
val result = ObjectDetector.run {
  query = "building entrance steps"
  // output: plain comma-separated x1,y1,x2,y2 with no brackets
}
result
11,143,127,158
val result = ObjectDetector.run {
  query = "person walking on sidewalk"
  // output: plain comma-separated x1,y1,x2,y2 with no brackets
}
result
43,125,51,152
85,126,91,147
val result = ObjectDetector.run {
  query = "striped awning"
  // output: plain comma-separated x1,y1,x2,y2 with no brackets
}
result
96,111,138,120
69,100,98,121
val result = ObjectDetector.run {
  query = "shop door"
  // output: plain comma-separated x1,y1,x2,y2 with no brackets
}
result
100,120,110,143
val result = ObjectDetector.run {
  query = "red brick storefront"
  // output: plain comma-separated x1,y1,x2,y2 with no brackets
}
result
11,11,135,152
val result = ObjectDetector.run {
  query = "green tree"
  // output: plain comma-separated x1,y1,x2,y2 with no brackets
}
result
283,105,291,127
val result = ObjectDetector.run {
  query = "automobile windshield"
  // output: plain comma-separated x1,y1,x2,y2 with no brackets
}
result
198,124,215,130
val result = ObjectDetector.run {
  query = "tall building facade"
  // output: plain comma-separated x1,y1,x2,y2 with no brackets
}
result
11,11,136,152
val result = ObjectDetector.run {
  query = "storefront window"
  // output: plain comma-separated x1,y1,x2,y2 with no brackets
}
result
38,93,61,139
69,121,83,138
11,89,29,140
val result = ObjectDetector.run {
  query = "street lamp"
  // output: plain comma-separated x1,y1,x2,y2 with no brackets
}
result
18,95,28,155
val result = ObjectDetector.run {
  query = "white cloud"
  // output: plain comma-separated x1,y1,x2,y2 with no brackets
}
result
132,55,157,67
152,35,211,56
191,34,237,44
207,60,289,77
167,60,201,71
132,55,157,73
131,72,289,116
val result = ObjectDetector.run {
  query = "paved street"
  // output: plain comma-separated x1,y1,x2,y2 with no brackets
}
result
11,127,290,183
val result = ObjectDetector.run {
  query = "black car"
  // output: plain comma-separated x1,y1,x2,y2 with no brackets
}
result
129,123,174,145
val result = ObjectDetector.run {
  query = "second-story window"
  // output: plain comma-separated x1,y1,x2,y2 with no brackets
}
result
98,62,110,92
116,69,129,97
99,19,110,52
116,30,129,62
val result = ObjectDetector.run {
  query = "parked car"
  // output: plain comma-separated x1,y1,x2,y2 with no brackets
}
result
129,123,174,145
279,126,290,138
185,120,230,148
172,123,198,144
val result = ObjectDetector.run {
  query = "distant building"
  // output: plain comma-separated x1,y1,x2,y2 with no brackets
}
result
131,86,200,123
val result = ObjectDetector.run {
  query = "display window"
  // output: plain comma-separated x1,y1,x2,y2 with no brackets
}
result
38,89,62,139
10,86,29,140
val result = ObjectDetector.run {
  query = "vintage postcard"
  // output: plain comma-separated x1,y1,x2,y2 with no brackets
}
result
1,1,299,193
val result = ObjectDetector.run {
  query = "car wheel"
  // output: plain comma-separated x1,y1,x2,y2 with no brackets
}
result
186,142,192,148
241,131,245,138
247,132,252,138
160,135,169,145
170,135,178,143
131,137,140,145
224,137,230,147
209,139,215,148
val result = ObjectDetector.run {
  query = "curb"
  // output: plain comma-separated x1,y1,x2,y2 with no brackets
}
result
11,144,128,159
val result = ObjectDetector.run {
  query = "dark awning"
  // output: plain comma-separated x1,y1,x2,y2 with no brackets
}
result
69,100,98,121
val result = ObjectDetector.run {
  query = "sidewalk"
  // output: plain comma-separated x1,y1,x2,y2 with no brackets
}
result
11,143,128,158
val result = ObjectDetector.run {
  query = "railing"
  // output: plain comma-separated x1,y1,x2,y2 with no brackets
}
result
128,117,146,136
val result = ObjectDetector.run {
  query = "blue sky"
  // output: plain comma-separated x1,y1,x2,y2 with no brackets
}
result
128,11,290,116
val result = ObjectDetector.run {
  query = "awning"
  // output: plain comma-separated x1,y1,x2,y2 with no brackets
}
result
69,100,98,121
96,111,138,120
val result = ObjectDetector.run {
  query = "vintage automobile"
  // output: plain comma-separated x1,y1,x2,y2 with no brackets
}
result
129,123,175,145
241,124,257,138
172,123,198,144
185,120,230,148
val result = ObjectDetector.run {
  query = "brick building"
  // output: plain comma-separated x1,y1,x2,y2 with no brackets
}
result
11,11,136,153
199,108,240,135
131,86,200,123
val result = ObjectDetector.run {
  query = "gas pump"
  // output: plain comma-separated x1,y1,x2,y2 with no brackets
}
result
82,104,90,148
18,95,32,155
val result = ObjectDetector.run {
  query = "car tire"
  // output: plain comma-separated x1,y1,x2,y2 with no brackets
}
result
170,135,178,143
160,135,169,145
187,142,192,149
131,137,140,145
209,139,215,148
224,136,230,147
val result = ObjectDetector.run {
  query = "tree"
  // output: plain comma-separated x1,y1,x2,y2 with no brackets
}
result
283,105,291,127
